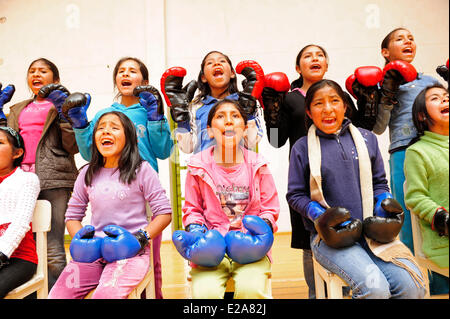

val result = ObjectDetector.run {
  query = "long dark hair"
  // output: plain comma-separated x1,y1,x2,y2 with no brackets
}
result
85,111,143,186
193,51,239,104
409,84,448,146
291,44,329,90
304,79,354,128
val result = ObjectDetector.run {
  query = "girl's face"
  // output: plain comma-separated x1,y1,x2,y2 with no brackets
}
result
0,131,23,176
296,46,328,82
95,113,126,168
201,52,235,97
424,87,449,135
382,29,416,63
208,102,247,150
115,59,147,97
306,86,347,134
27,60,57,96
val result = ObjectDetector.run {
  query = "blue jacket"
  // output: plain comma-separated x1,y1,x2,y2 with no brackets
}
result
74,102,173,172
286,119,390,233
373,73,440,152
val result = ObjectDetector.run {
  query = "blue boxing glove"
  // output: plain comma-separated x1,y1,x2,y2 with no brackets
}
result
61,92,91,129
0,83,15,121
101,225,149,263
224,215,274,264
69,225,103,263
38,83,70,122
172,224,226,267
363,192,404,243
133,85,164,121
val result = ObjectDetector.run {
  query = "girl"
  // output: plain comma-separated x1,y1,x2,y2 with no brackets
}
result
164,50,264,154
372,28,441,255
7,58,79,290
173,99,279,299
262,44,329,299
64,56,173,298
286,79,426,299
404,84,449,294
0,127,40,298
48,111,172,299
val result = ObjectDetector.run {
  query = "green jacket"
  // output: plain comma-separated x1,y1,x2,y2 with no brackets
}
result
404,131,449,267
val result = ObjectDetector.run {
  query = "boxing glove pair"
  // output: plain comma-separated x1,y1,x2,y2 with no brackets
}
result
160,60,266,129
346,60,417,130
0,83,15,121
308,192,404,249
172,215,274,267
70,225,149,263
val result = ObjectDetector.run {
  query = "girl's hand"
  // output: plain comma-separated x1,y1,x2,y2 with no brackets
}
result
133,85,164,121
0,83,15,120
61,92,91,129
236,60,265,117
38,83,70,122
160,67,197,126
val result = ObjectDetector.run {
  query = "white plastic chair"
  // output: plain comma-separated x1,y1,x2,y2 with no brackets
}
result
312,254,349,299
410,211,449,278
85,203,156,299
4,200,51,299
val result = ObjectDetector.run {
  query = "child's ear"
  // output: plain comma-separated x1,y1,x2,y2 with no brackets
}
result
201,74,207,84
381,48,390,61
142,79,149,86
306,109,312,119
12,148,24,161
295,64,302,75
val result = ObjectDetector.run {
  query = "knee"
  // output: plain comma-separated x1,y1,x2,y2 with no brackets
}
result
354,278,391,299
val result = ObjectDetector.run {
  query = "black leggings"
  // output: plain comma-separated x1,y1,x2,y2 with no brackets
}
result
0,257,37,298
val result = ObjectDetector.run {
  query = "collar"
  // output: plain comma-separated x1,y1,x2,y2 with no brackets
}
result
0,167,18,184
202,93,239,105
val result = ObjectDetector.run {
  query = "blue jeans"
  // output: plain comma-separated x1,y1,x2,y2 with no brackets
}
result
311,234,426,299
389,150,414,253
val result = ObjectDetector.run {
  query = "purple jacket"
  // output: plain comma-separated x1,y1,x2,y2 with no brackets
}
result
286,119,390,233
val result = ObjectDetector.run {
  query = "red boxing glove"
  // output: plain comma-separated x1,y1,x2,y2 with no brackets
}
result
264,72,290,93
235,60,265,99
345,66,383,99
160,66,187,107
381,60,417,85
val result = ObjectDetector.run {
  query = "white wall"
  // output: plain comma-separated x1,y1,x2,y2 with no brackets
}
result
0,0,448,241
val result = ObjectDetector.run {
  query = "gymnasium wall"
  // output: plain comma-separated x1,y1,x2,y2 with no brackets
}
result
0,0,448,241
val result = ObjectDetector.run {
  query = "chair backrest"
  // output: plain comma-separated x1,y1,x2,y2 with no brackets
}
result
32,200,52,233
32,200,51,281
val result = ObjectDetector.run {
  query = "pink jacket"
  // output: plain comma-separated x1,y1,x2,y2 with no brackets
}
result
182,146,280,261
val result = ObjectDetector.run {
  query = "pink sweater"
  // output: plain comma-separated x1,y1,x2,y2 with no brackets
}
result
183,146,280,261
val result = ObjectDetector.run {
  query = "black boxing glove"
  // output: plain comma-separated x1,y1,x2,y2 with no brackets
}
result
314,206,362,249
363,193,404,244
432,207,449,237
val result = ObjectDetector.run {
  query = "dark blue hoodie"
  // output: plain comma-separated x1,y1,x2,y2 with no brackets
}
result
286,119,390,233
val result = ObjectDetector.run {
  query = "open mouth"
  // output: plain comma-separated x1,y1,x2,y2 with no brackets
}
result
121,80,132,87
101,138,114,146
213,68,224,77
402,47,413,54
223,130,236,137
310,64,322,71
32,80,43,86
322,118,336,125
441,107,449,114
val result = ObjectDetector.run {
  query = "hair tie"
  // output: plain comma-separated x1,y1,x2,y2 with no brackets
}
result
0,126,22,148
